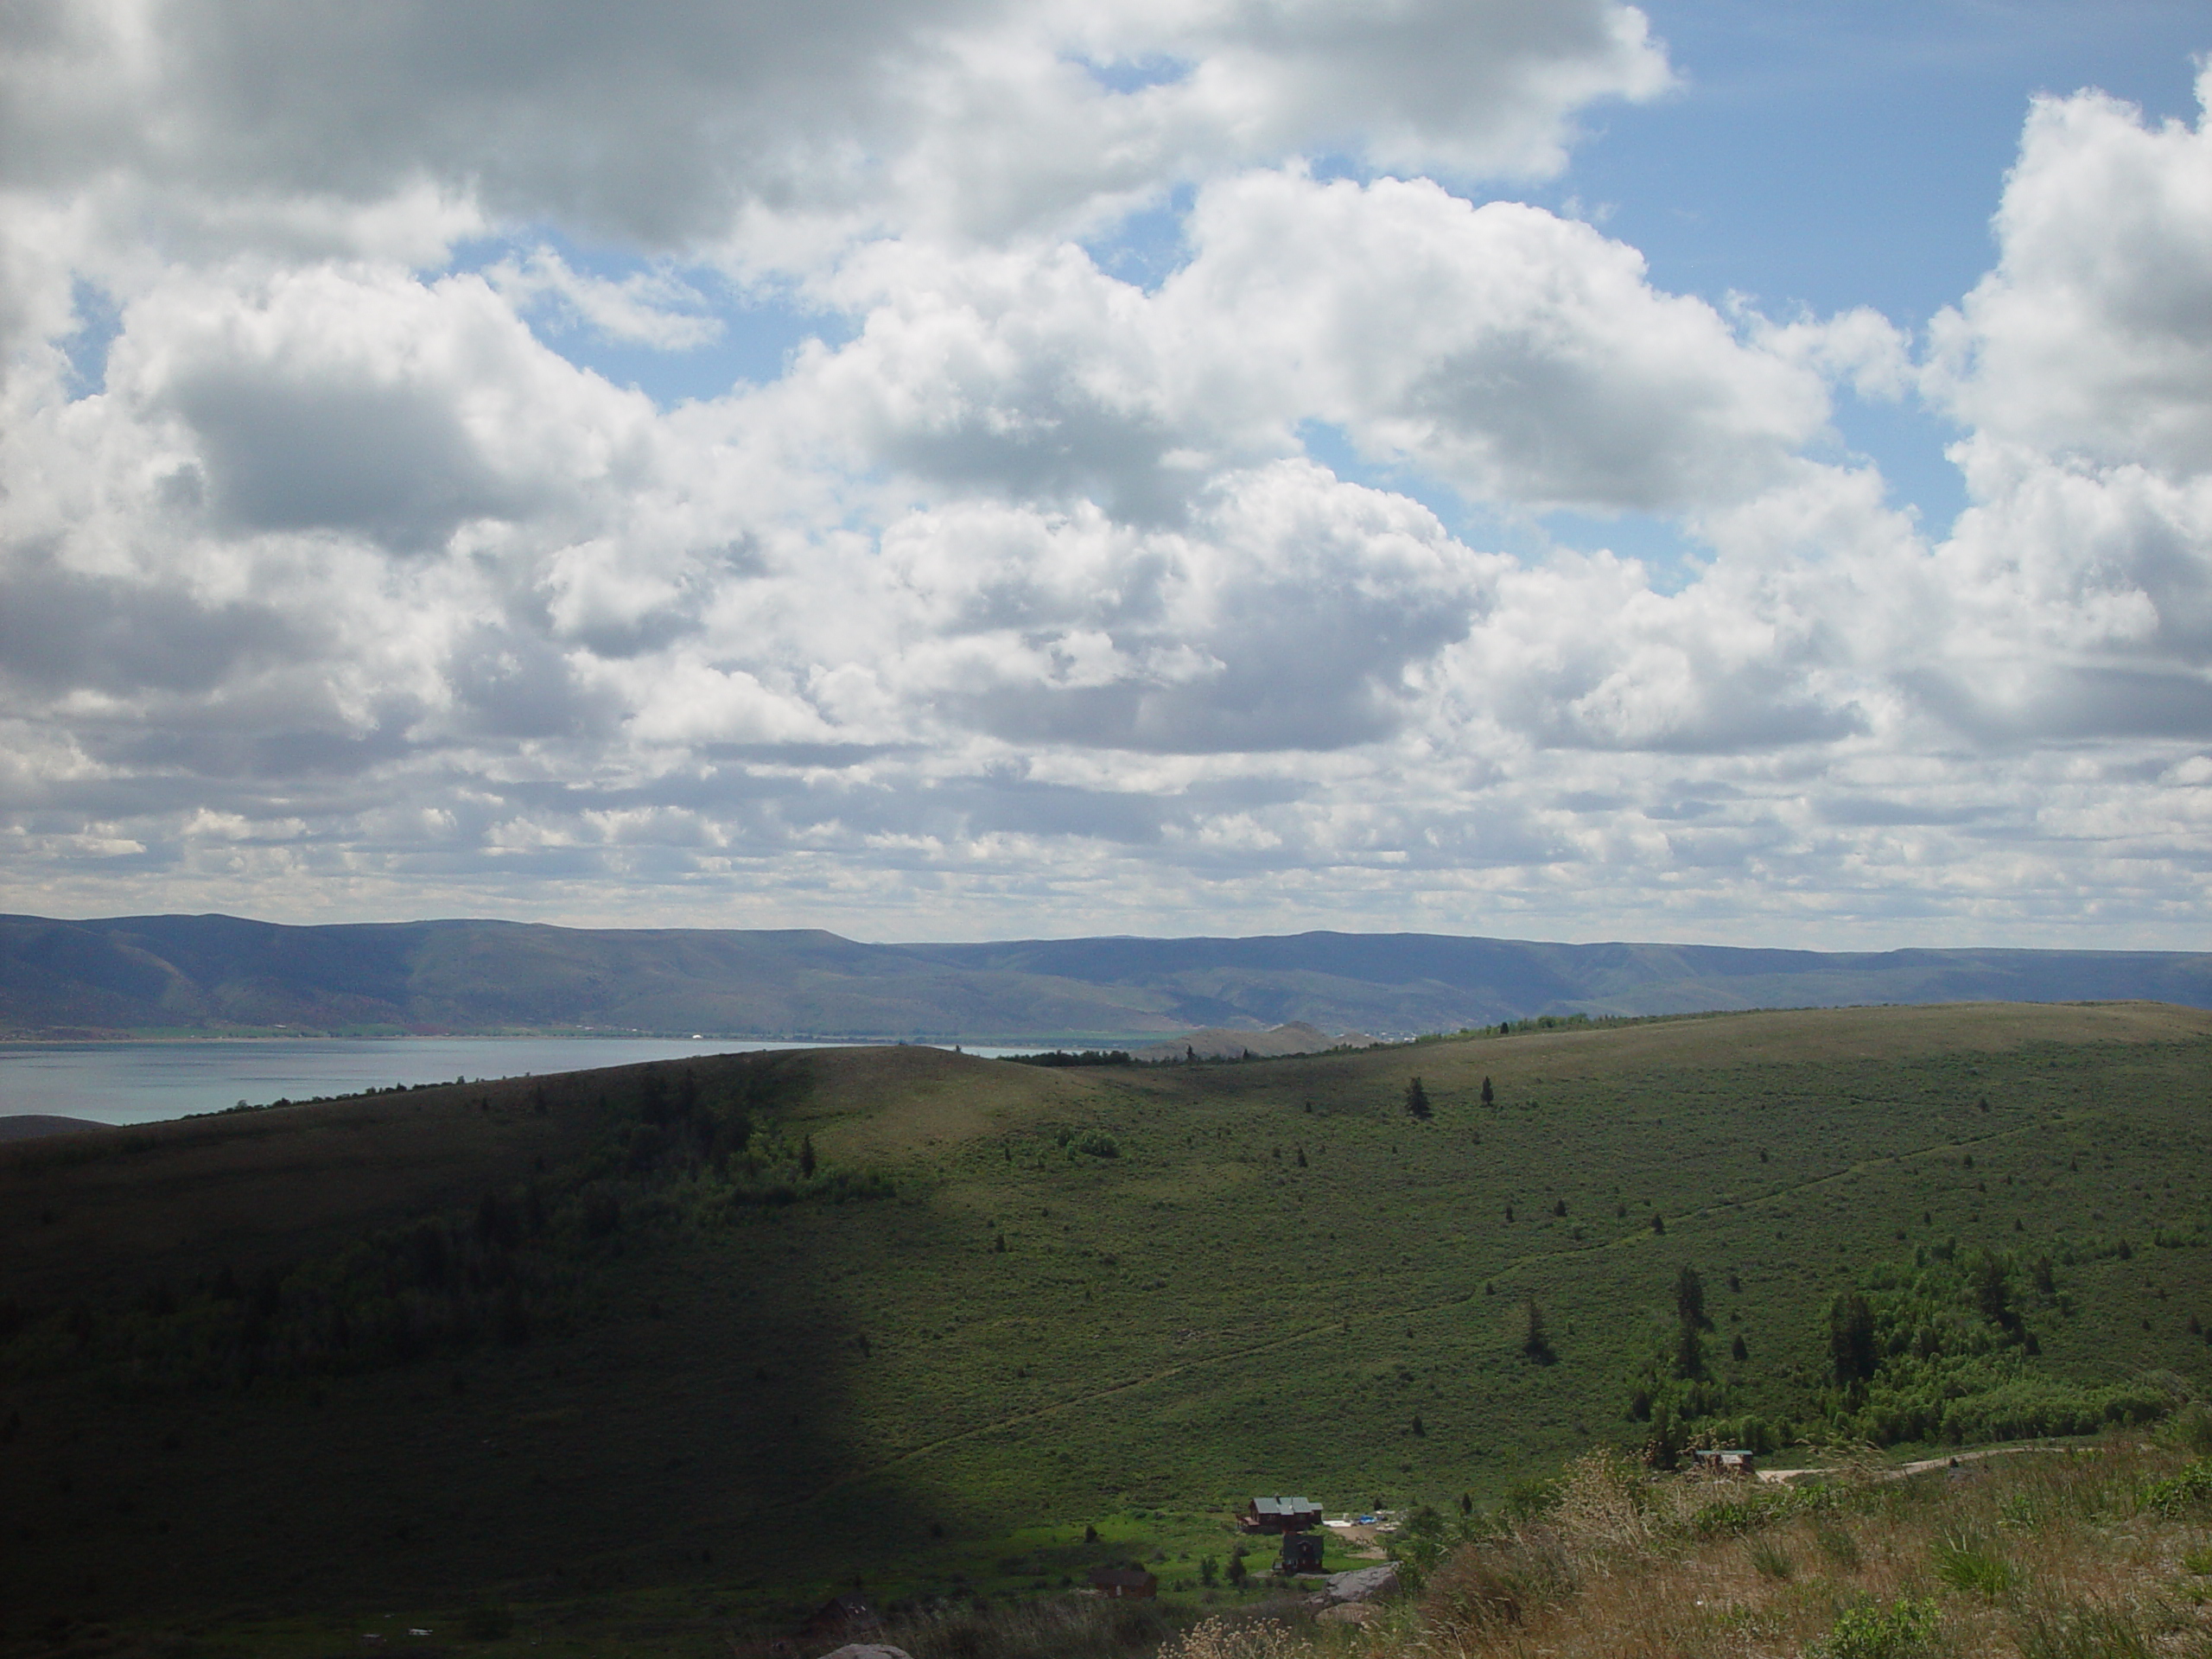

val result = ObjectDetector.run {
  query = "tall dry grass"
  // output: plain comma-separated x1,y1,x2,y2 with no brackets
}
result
786,1440,2212,1659
871,1593,1178,1659
1165,1438,2212,1659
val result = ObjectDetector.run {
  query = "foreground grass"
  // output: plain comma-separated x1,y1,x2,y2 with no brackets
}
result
1159,1431,2212,1659
22,1433,2212,1659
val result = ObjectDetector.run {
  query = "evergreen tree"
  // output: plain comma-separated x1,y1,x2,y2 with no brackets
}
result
1673,1322,1704,1381
1480,1076,1494,1107
1670,1263,1709,1378
800,1133,817,1178
1522,1295,1556,1363
1675,1265,1710,1331
1827,1291,1878,1384
1969,1249,2017,1332
1404,1076,1433,1120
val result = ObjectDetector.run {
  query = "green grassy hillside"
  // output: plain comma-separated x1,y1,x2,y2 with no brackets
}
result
1,1002,2208,1653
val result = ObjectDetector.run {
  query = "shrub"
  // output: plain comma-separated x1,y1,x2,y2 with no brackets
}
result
1686,1490,1798,1540
1930,1528,2014,1597
1386,1503,1456,1587
1810,1597,1941,1659
2140,1456,2212,1516
2160,1402,2212,1455
1745,1535,1793,1580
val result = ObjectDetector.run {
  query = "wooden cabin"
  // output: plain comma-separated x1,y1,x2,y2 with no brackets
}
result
1278,1532,1326,1573
1245,1495,1324,1533
1690,1448,1758,1478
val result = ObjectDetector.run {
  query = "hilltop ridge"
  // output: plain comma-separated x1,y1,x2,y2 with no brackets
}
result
3,911,2209,1039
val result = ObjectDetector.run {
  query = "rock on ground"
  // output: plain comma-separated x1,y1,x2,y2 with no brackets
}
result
1317,1602,1380,1625
1320,1563,1399,1605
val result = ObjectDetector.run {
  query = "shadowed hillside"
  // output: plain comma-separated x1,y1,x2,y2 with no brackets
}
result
4,911,2210,1038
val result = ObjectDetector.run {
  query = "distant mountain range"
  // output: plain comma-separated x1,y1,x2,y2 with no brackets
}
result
3,912,2209,1041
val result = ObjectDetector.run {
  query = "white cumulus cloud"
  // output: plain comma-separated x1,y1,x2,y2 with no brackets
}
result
0,3,2207,946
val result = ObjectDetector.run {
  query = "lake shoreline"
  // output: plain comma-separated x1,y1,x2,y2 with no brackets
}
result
0,1033,1067,1128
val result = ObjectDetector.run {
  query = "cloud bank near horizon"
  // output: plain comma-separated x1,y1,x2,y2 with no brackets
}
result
1,2,2209,944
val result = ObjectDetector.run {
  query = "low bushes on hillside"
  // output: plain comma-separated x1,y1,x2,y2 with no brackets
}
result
1625,1241,2197,1465
1815,1248,2191,1448
0,1054,895,1394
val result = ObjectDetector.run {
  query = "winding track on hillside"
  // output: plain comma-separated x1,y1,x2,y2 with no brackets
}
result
802,1107,2070,1505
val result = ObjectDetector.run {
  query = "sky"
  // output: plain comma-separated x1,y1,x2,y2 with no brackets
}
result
2,1,2209,948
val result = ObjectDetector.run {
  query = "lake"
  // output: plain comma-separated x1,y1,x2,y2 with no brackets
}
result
0,1037,1038,1126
